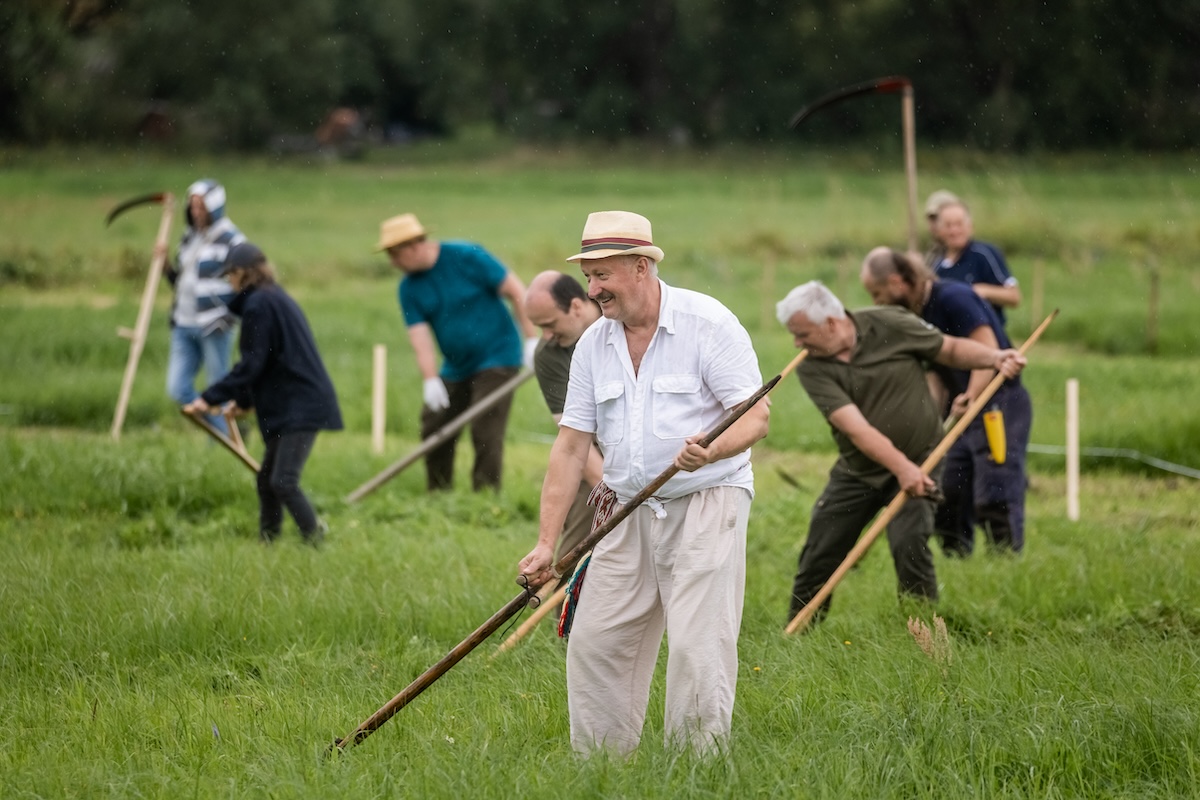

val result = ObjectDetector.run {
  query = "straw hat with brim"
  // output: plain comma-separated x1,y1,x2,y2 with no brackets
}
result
565,210,665,263
377,213,427,251
924,189,961,218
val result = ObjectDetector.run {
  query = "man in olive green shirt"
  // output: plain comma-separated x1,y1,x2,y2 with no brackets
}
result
776,281,1026,623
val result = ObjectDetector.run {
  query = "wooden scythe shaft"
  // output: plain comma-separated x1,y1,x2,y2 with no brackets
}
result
331,349,807,753
492,581,570,656
789,77,917,254
111,194,175,441
784,312,1058,635
344,368,535,503
225,409,247,452
179,408,260,472
901,84,919,254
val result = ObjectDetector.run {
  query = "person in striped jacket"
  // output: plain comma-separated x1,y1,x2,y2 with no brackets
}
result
163,178,245,435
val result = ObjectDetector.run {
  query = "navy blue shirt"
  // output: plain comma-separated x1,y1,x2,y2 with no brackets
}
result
203,284,343,438
934,239,1015,323
921,280,1011,399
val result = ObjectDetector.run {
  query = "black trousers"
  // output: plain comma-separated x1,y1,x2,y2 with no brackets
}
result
258,430,319,540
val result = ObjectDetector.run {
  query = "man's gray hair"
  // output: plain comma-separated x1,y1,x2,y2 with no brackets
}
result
775,281,846,326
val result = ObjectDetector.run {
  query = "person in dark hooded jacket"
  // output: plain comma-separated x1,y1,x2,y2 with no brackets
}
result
183,243,342,545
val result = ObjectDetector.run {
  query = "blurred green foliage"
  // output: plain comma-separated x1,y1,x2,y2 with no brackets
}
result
1,0,1197,149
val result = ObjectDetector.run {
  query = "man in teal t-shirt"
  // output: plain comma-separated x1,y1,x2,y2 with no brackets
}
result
377,213,538,491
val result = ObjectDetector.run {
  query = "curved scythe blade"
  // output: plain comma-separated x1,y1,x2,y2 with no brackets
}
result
788,75,911,129
105,191,169,227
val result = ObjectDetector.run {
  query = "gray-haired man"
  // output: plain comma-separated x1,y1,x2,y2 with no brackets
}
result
777,281,1025,623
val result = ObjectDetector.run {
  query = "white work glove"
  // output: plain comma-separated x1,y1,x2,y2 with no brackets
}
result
422,376,450,411
523,336,539,370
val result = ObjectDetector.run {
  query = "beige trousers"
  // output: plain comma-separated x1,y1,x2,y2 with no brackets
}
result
565,485,751,756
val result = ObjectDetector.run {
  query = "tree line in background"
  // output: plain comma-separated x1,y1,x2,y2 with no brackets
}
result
2,0,1196,151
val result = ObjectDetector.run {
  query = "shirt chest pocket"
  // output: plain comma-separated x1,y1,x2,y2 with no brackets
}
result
651,374,704,440
594,381,626,447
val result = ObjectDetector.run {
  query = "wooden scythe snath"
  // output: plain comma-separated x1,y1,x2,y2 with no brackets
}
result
491,578,570,657
329,350,807,754
789,76,919,253
784,311,1058,636
107,191,175,441
179,408,260,473
344,368,536,503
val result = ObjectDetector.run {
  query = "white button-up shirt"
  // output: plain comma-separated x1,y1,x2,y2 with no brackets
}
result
560,280,762,503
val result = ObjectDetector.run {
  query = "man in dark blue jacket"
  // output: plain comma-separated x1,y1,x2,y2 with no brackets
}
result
184,243,342,545
860,247,1031,555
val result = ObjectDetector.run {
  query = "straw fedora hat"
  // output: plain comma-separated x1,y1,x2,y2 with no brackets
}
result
377,213,427,251
566,210,665,263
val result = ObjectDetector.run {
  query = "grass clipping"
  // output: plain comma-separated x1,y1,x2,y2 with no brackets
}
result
907,614,953,675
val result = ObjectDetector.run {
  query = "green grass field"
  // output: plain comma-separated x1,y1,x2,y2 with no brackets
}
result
1,145,1198,797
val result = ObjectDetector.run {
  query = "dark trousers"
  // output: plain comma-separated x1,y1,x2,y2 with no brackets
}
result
789,466,941,622
258,430,319,540
420,366,518,492
937,382,1032,555
552,478,596,590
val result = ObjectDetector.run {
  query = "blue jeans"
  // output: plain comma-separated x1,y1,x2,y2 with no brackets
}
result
167,325,233,434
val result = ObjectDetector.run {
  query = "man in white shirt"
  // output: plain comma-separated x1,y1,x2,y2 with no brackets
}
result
518,210,770,756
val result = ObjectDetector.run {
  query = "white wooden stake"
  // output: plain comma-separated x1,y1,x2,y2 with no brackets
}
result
1066,378,1079,521
371,344,387,455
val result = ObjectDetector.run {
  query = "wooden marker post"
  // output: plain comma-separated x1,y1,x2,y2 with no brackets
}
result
1066,378,1079,522
1146,259,1160,354
371,344,387,454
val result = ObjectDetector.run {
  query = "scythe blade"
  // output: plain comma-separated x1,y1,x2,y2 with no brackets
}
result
788,75,911,129
105,191,169,227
